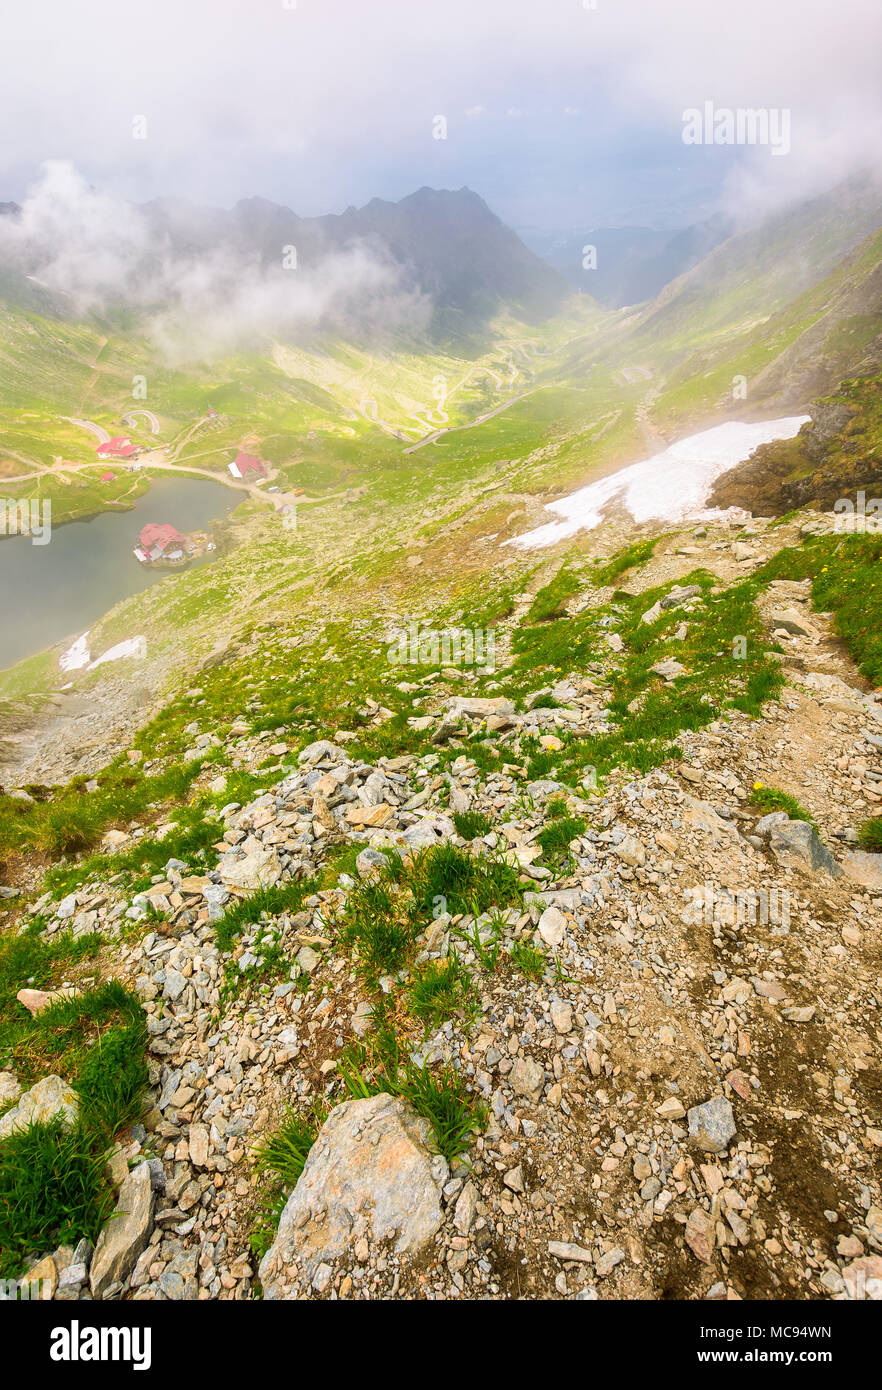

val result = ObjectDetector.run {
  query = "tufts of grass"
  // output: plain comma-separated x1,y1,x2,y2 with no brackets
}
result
0,924,148,1276
249,1106,323,1261
509,941,547,981
45,811,221,898
337,870,417,982
400,1062,486,1163
452,810,493,841
526,564,581,622
536,815,586,861
0,1118,114,1279
339,843,520,984
74,1020,149,1142
406,843,521,921
212,877,313,952
749,783,814,823
857,818,882,852
408,954,475,1030
338,1051,485,1165
594,536,662,585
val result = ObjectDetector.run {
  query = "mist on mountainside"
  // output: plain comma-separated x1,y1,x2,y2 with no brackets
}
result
0,165,571,362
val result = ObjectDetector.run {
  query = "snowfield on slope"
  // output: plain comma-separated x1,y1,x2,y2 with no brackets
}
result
505,416,810,548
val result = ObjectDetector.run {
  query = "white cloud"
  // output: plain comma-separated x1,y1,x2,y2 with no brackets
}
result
0,162,430,362
1,1,881,225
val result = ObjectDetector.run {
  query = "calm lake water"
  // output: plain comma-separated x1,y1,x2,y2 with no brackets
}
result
0,476,236,671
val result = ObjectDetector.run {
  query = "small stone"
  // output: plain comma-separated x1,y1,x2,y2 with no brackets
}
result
509,1056,545,1103
548,1241,593,1264
687,1097,737,1154
685,1206,716,1262
537,906,566,947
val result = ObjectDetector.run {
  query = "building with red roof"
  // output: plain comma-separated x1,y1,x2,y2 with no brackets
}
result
133,522,187,564
97,436,139,460
228,451,268,480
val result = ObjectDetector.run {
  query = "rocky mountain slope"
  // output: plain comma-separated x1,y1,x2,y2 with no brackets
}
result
3,174,882,1305
2,507,881,1302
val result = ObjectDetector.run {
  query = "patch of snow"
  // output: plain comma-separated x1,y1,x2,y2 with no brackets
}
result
504,417,810,549
89,636,147,670
59,632,90,671
59,631,147,673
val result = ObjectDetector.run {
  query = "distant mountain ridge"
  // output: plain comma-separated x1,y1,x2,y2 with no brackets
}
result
523,217,731,308
139,185,569,330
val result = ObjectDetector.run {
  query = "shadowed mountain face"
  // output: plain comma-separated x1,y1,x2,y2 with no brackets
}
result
529,217,731,308
140,186,569,331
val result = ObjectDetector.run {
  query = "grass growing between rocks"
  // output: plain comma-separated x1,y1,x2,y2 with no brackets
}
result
509,940,547,981
212,878,314,953
857,818,882,851
594,535,663,585
408,954,476,1031
0,1118,114,1278
526,563,581,622
452,810,493,840
249,1106,324,1262
337,843,522,983
0,756,205,864
759,532,882,684
43,809,223,898
0,923,149,1276
501,565,787,791
749,784,815,823
338,1044,487,1166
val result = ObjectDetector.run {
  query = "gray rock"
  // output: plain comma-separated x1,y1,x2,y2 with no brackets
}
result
526,779,567,799
509,1055,546,1103
768,607,815,637
447,696,514,718
163,968,187,1002
0,1073,79,1141
217,847,282,891
0,1070,21,1108
355,847,390,878
688,1097,737,1154
90,1161,155,1297
537,905,566,947
297,739,346,765
755,810,789,838
651,659,686,680
769,819,843,877
259,1094,447,1296
660,584,702,611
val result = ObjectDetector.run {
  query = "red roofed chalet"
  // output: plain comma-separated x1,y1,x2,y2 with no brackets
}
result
97,436,139,460
229,451,268,480
133,523,187,563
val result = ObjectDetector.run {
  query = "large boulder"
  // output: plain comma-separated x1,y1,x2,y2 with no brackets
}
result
90,1161,155,1297
259,1094,447,1298
217,847,281,892
0,1074,78,1141
769,819,842,877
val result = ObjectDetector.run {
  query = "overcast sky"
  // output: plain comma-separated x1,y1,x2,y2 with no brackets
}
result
3,0,881,230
